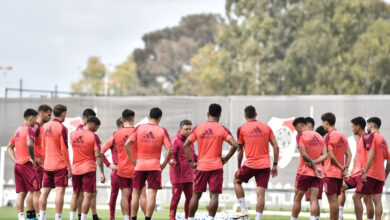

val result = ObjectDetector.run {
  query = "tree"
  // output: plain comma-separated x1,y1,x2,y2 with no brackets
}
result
71,57,106,94
109,55,140,95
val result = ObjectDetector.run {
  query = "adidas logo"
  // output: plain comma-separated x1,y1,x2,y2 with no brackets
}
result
143,131,155,139
120,135,129,145
250,126,263,134
312,135,320,143
337,138,345,145
74,136,84,144
15,132,20,139
202,128,214,136
44,126,52,137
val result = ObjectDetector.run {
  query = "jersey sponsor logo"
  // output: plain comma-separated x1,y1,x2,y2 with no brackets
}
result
72,136,86,148
249,126,265,138
200,128,214,139
14,132,20,141
44,126,53,137
336,137,346,148
141,131,158,144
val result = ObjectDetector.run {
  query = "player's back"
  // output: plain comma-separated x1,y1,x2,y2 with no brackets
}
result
114,127,137,178
367,132,390,181
11,125,35,165
351,135,368,174
42,119,69,171
71,130,97,175
34,123,44,161
297,130,325,176
324,129,348,178
237,120,275,169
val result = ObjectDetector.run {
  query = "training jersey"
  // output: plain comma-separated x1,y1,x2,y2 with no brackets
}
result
324,129,348,179
33,123,45,164
188,121,232,171
71,129,98,175
115,127,137,178
10,124,36,165
130,123,171,171
237,120,275,169
296,130,325,177
351,135,368,175
101,136,118,165
42,118,71,171
366,132,390,181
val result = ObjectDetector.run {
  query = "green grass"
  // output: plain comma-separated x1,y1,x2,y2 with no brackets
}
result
0,206,310,220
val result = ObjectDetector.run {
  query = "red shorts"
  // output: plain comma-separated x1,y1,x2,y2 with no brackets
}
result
133,170,161,190
72,171,96,193
14,162,40,193
118,175,133,189
295,174,321,192
235,166,270,188
194,169,223,194
344,174,362,189
43,167,68,188
305,178,324,201
356,177,384,195
111,170,120,188
324,177,343,195
36,165,45,188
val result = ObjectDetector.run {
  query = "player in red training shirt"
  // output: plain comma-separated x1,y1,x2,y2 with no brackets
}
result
184,103,239,220
234,106,280,220
126,107,172,220
8,109,39,220
169,120,197,220
69,116,106,220
353,117,390,220
291,117,328,220
321,113,352,220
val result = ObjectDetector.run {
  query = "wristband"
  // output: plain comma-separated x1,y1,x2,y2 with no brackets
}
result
273,162,278,166
187,159,193,163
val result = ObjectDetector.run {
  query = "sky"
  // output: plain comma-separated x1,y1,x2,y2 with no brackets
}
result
0,0,225,96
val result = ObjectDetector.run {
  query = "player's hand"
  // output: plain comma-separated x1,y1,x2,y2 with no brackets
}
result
169,159,177,166
306,162,312,167
131,160,136,166
67,170,72,178
109,164,118,170
271,166,278,178
100,175,106,183
361,172,367,182
221,157,228,165
35,158,42,165
190,161,197,169
342,168,348,178
314,168,324,178
30,159,36,168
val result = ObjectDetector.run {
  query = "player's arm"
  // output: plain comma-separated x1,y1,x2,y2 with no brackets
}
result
270,138,279,178
344,145,352,175
385,158,390,179
328,150,344,171
124,138,136,165
161,146,172,170
60,129,72,177
222,137,239,165
362,148,375,182
183,139,196,168
237,144,244,169
7,142,16,163
169,141,178,166
312,146,328,164
27,137,36,167
101,138,116,169
95,149,106,183
299,146,324,178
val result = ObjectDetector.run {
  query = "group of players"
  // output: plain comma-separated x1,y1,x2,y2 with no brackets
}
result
7,103,390,220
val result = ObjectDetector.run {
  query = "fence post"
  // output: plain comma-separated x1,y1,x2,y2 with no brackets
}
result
19,79,23,98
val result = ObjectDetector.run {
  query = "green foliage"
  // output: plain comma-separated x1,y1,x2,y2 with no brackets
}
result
71,57,106,95
109,55,140,95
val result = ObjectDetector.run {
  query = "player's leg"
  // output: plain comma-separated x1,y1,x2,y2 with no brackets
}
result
308,187,320,219
234,177,246,211
208,192,219,218
140,187,147,215
372,194,382,220
130,188,141,218
255,187,266,219
121,188,131,218
338,182,350,219
169,183,184,220
326,193,339,220
81,192,93,220
352,192,364,220
39,188,51,220
17,192,27,220
363,195,374,220
70,192,81,220
188,192,202,219
55,187,66,219
145,188,157,218
26,192,37,220
183,182,193,219
208,169,223,218
90,192,100,220
291,188,305,218
109,171,120,220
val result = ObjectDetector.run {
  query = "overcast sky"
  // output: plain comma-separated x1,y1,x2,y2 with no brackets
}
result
0,0,225,96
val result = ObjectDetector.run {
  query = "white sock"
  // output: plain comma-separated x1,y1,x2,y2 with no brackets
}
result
339,206,343,217
70,212,76,220
39,211,46,220
208,217,214,220
256,212,262,220
18,212,25,220
310,216,316,220
316,217,320,220
238,197,247,211
81,214,88,220
55,213,62,220
188,218,194,220
124,215,129,220
368,219,373,220
291,218,298,220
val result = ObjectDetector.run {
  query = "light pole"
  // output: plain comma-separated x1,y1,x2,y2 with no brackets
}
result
0,66,12,98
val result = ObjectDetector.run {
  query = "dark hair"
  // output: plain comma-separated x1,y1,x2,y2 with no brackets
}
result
351,117,366,130
305,117,315,127
315,126,327,137
321,112,336,126
82,108,96,117
367,117,381,129
149,107,162,119
116,117,123,127
208,103,222,117
122,109,135,121
53,104,67,117
38,104,52,113
87,116,101,126
24,108,38,119
244,105,256,118
180,119,192,128
293,117,307,127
